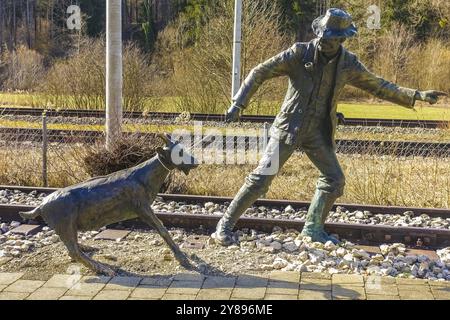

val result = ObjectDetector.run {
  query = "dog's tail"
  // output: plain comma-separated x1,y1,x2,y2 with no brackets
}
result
19,207,42,220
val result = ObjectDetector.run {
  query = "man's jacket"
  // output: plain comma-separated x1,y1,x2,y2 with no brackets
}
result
233,38,417,147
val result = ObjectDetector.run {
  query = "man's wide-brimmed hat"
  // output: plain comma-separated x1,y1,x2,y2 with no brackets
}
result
312,8,357,39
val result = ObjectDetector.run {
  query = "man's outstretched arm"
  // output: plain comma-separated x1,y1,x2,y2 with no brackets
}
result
226,43,303,122
347,56,447,107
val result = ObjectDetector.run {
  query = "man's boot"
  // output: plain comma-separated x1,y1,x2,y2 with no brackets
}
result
211,185,261,246
301,189,340,244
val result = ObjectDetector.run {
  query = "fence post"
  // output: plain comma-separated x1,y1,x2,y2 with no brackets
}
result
42,111,48,187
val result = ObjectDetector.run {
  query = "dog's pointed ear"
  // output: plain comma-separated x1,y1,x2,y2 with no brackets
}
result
158,133,171,145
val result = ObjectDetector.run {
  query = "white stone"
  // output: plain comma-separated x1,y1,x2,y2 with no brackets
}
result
10,221,21,228
298,250,309,262
261,264,274,271
282,242,298,252
11,250,21,257
294,239,303,247
328,268,340,274
284,205,295,213
343,253,354,262
336,247,346,257
324,241,336,251
355,211,365,219
262,246,276,254
272,258,288,270
204,202,215,210
269,241,282,251
353,249,370,259
380,244,390,255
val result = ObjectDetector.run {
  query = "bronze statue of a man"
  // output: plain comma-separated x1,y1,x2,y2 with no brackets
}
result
211,8,447,246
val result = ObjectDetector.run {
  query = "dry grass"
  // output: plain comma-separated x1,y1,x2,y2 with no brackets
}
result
0,143,90,187
0,143,448,209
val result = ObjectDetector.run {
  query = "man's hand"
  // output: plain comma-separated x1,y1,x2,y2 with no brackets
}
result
225,104,241,123
415,90,448,105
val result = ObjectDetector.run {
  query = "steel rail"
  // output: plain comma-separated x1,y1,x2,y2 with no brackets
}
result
0,203,448,248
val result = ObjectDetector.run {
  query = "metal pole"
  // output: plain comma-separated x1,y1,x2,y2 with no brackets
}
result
106,0,123,150
42,111,48,187
231,0,242,99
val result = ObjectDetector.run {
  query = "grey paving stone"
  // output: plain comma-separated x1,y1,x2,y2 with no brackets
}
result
298,290,332,300
300,272,331,280
43,274,82,289
202,276,236,289
59,295,92,300
80,275,112,284
196,289,233,300
166,280,202,295
300,278,332,291
66,283,106,297
173,273,205,282
162,293,196,300
365,284,399,296
0,292,29,300
235,275,268,288
332,285,366,300
231,287,266,300
130,286,167,299
4,280,45,293
332,274,364,286
266,280,299,295
366,295,400,300
0,273,24,285
104,276,142,290
269,271,300,283
399,290,435,300
264,294,297,300
396,278,429,286
93,290,131,300
431,287,450,300
365,275,396,285
26,287,68,300
140,276,173,287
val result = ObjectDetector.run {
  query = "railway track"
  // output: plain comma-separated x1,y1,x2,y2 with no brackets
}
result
1,106,448,129
1,185,449,248
1,127,449,157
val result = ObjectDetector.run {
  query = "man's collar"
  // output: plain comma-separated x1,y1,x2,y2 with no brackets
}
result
318,45,342,64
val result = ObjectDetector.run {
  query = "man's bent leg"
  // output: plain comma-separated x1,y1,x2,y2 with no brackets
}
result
212,136,296,246
301,143,345,244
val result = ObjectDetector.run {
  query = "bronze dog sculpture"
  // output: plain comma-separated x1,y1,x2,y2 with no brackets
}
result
19,134,198,276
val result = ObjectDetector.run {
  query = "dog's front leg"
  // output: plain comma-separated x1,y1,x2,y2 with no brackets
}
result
137,204,193,270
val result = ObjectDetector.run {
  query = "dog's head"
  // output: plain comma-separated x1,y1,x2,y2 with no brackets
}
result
156,133,199,175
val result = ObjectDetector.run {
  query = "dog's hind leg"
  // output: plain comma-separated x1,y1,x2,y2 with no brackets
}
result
57,226,115,277
137,205,193,270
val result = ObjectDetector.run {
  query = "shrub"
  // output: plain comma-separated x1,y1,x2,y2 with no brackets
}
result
0,45,46,91
42,37,155,111
82,134,187,193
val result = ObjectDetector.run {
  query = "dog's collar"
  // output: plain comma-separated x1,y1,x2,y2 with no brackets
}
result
157,153,175,172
